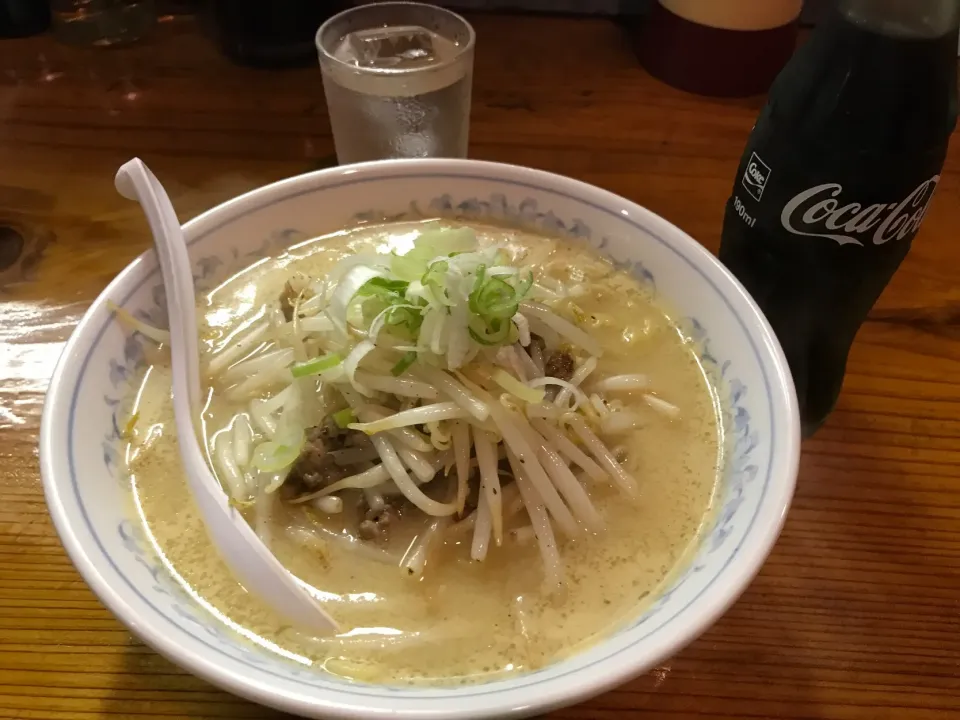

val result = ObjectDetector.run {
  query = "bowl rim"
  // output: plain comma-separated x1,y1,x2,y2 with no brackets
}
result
41,158,800,719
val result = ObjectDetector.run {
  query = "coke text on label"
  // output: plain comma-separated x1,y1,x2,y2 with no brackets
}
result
741,152,771,201
779,176,941,247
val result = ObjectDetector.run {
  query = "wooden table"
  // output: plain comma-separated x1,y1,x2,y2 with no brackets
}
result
2,13,960,720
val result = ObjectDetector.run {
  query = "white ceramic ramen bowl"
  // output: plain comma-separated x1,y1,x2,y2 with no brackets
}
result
41,159,800,719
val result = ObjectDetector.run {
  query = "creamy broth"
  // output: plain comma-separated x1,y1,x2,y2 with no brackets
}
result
125,220,722,685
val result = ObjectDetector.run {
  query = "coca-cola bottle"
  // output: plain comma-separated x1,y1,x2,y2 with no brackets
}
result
719,0,959,437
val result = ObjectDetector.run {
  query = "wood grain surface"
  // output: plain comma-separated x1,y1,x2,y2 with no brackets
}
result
2,12,960,720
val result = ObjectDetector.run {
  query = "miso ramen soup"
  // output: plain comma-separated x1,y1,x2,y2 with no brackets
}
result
123,219,723,685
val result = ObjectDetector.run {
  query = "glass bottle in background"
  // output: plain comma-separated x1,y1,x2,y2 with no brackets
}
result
316,2,475,164
50,0,156,46
719,0,960,436
207,0,351,69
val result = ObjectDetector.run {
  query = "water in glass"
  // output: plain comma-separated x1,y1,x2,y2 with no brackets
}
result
322,23,472,163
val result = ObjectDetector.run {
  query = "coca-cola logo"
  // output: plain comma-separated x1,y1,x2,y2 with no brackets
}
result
780,176,940,247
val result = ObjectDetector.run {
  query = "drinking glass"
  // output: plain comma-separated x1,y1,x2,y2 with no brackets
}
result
316,2,475,165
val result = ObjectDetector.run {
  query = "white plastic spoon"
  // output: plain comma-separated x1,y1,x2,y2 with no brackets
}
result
115,158,338,635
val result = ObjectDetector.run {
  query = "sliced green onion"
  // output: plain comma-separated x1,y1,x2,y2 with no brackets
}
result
468,264,487,316
468,266,534,325
332,408,356,428
357,276,409,297
423,260,448,281
391,350,418,376
422,260,452,306
319,227,595,371
479,277,519,319
328,265,383,332
491,369,546,404
391,227,477,281
514,270,534,299
390,252,427,282
387,305,424,336
252,431,304,472
291,353,342,378
468,317,512,346
415,226,477,257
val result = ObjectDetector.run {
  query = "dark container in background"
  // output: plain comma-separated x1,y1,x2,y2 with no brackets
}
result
207,0,351,68
0,0,50,37
635,0,803,97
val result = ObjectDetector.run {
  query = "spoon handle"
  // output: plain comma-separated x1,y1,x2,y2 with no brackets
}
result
115,159,202,418
115,158,338,634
